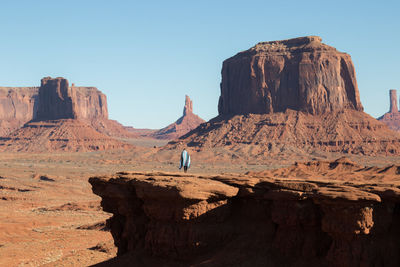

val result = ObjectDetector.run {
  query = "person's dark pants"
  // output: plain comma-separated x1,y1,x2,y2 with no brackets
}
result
184,166,188,173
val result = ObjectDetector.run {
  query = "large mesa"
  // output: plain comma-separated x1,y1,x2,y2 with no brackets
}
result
218,36,363,115
0,77,134,151
171,36,400,156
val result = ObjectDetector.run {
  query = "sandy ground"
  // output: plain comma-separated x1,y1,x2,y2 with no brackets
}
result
0,141,399,266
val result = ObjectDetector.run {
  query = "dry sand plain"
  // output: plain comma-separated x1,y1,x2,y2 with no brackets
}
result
1,139,400,266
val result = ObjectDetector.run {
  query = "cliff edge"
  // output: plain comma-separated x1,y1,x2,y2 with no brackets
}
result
90,158,400,266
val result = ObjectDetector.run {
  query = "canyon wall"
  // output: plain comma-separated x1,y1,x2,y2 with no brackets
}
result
218,36,363,116
90,166,400,266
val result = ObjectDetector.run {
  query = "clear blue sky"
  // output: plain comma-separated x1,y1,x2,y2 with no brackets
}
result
0,0,399,128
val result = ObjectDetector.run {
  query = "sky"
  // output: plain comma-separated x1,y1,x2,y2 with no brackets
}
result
0,0,399,129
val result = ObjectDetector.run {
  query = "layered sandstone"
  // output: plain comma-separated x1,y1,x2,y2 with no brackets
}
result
0,77,136,139
172,109,400,155
36,77,76,120
218,36,363,115
0,77,135,151
172,37,400,155
89,158,400,266
378,89,400,131
0,119,132,152
0,87,39,136
151,95,205,140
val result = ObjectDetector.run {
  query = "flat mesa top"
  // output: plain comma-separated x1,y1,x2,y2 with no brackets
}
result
236,36,340,56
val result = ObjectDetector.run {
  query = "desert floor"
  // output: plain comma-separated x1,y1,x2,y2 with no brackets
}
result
1,140,399,266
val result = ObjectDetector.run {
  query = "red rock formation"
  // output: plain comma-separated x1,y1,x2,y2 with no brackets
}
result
0,77,137,139
89,160,400,266
171,37,400,155
218,36,363,116
172,110,400,155
379,89,400,131
151,95,205,140
36,77,76,120
389,89,398,113
183,95,193,115
0,77,136,151
72,86,108,120
0,119,133,152
0,87,39,136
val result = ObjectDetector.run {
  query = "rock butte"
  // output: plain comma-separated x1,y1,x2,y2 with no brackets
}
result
0,77,134,152
170,36,400,155
0,77,136,138
151,95,205,140
218,36,363,115
89,157,400,266
378,89,400,131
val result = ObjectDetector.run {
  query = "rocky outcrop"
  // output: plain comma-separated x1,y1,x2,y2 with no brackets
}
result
0,77,136,151
0,87,39,136
36,77,109,121
89,159,400,266
151,95,205,140
172,37,400,156
36,77,76,120
389,90,398,113
0,77,136,139
0,119,133,152
379,89,400,131
172,109,400,156
72,85,108,120
218,36,363,116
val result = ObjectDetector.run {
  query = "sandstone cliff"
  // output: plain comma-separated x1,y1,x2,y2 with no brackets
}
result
36,77,76,120
378,89,400,131
89,158,400,266
151,95,205,140
0,77,136,139
172,37,400,156
0,87,39,136
218,36,363,115
0,77,135,151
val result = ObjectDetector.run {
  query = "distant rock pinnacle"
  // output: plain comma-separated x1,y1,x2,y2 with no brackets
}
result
378,89,400,131
152,95,205,139
389,89,398,113
183,95,193,116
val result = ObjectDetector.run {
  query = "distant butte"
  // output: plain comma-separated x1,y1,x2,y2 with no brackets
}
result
170,36,400,155
378,89,400,131
150,95,205,140
0,77,133,152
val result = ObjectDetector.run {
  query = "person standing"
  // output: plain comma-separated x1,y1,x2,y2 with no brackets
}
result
179,148,191,173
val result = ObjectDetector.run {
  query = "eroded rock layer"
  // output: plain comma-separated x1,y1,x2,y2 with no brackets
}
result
0,119,133,152
218,36,363,116
90,159,400,266
171,109,400,155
